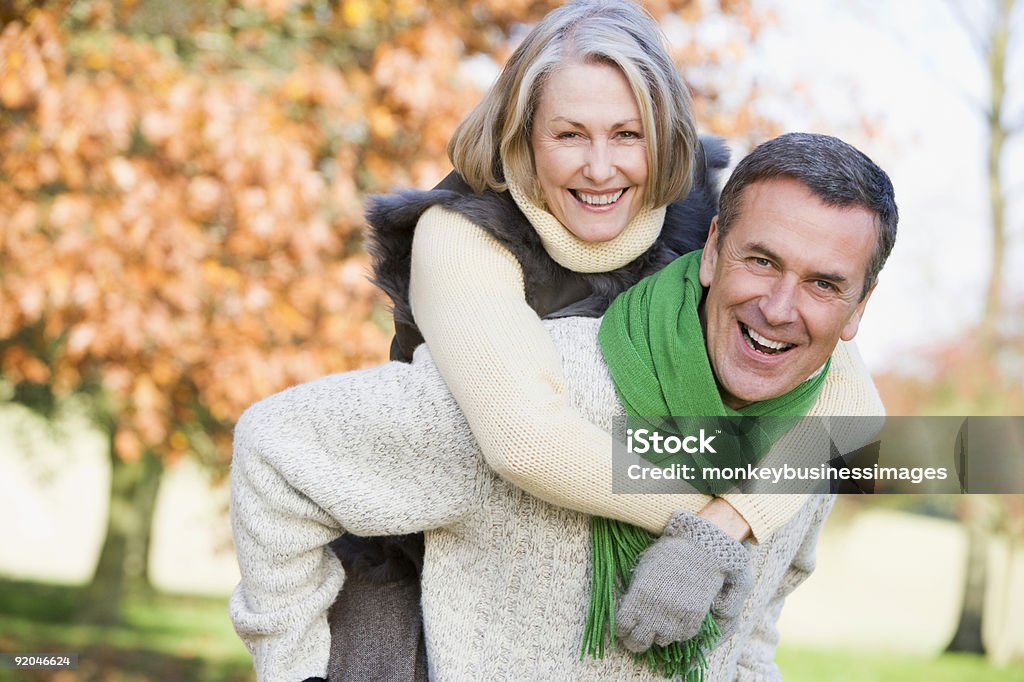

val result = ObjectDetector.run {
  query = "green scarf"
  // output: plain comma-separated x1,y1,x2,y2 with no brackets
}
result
582,249,829,679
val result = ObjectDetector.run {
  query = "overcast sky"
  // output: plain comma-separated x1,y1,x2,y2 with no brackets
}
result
749,0,1023,371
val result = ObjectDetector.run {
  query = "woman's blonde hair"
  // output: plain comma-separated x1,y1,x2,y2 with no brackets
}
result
448,0,697,209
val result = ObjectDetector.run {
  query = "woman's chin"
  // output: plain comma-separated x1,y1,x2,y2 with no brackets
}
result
565,220,630,243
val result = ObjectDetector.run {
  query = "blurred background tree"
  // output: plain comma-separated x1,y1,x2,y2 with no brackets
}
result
872,0,1024,659
943,0,1021,347
0,0,781,624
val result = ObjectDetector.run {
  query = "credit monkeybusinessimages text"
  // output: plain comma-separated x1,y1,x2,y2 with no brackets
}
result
624,428,950,485
626,462,950,485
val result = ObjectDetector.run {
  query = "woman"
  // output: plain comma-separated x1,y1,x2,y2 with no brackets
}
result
230,2,882,680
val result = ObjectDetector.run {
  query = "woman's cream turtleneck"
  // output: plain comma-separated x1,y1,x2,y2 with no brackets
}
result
506,180,666,273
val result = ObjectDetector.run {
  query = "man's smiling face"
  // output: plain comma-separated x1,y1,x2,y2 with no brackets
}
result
699,177,878,409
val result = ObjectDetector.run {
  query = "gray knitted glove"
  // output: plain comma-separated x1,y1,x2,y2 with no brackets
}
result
615,510,753,653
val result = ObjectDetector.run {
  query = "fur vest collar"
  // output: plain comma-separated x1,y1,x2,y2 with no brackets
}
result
366,136,729,361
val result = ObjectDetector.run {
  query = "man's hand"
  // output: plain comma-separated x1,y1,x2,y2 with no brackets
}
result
615,511,753,653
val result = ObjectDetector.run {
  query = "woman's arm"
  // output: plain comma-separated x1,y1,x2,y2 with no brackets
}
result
410,206,710,534
411,207,884,542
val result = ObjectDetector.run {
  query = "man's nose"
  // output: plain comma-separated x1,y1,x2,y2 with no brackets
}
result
759,277,799,326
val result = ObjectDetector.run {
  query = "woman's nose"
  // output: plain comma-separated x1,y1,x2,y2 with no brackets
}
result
582,141,615,184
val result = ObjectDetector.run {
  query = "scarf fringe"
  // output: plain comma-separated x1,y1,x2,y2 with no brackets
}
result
587,250,828,678
581,517,721,679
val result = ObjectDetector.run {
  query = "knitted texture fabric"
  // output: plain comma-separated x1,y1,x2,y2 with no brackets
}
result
583,250,830,677
230,317,841,681
408,211,880,542
367,144,725,361
616,512,754,652
505,177,667,273
597,249,829,487
410,213,707,533
328,138,726,680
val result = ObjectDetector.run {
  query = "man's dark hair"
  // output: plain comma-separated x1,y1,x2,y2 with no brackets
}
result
716,132,898,299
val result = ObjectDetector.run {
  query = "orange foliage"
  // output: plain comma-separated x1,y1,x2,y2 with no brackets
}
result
0,2,776,471
1,11,392,470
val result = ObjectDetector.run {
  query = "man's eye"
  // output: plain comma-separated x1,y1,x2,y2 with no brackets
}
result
752,257,771,268
814,280,836,292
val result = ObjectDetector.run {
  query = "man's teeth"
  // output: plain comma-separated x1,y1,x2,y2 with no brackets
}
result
573,189,624,206
743,324,794,354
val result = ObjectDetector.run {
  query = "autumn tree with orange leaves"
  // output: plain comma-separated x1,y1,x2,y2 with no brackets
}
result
1,0,779,621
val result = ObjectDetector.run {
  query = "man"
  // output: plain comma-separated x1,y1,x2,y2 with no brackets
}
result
229,132,897,681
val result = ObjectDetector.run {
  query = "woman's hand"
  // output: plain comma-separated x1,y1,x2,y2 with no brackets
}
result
614,510,753,652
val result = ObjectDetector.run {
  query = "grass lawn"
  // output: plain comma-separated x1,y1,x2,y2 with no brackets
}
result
2,578,1023,680
0,579,253,682
777,645,1024,681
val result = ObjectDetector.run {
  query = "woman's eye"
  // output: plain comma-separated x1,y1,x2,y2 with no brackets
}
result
557,132,580,140
618,130,641,139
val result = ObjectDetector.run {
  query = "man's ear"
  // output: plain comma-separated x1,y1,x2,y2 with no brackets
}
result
840,280,877,341
699,217,719,288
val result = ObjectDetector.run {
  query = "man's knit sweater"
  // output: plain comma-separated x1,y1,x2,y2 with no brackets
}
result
229,317,866,681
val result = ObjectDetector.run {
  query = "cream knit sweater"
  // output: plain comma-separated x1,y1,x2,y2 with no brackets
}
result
409,203,882,540
230,317,850,682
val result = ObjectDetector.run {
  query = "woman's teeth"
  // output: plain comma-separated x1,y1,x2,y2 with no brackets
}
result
572,189,624,206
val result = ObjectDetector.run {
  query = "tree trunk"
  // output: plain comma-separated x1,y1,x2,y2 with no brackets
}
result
82,431,164,624
945,519,988,654
979,0,1014,345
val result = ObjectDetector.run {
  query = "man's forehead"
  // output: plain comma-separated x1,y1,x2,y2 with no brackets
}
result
729,178,877,282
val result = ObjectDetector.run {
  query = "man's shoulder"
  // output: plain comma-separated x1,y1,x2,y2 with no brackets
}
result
815,341,885,417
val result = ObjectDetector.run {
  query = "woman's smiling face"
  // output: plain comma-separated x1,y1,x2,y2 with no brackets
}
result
530,61,649,242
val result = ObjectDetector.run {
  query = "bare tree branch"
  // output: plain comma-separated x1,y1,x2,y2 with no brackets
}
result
963,88,993,119
944,0,992,55
853,0,991,114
